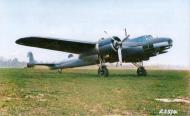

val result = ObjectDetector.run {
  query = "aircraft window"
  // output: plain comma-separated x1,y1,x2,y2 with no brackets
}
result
128,35,153,43
141,38,146,42
145,35,153,40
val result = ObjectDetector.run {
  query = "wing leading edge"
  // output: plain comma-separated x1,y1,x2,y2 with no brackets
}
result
16,37,96,54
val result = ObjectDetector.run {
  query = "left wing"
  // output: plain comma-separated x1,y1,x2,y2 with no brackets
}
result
16,37,96,54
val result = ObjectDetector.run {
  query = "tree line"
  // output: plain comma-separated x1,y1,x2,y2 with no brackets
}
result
0,57,26,68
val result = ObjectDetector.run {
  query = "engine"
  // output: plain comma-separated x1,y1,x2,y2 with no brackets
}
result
96,36,121,56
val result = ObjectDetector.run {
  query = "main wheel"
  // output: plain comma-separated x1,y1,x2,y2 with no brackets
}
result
137,66,147,76
98,66,109,77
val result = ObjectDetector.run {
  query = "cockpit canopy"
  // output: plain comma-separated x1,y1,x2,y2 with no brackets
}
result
128,35,153,43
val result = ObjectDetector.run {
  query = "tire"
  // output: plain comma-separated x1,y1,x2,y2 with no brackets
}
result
58,69,63,74
98,66,109,77
137,66,147,76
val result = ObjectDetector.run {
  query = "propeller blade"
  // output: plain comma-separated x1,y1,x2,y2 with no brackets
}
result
122,35,130,42
118,46,122,66
122,28,130,42
124,28,127,37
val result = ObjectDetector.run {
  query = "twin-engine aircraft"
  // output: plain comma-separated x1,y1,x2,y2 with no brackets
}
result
16,31,173,77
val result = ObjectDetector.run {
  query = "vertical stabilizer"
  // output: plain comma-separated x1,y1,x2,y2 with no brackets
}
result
27,52,36,64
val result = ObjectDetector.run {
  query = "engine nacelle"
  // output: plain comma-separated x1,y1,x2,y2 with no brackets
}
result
96,36,121,56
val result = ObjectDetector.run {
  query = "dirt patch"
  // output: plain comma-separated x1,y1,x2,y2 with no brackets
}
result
3,96,20,102
155,98,190,104
25,93,47,102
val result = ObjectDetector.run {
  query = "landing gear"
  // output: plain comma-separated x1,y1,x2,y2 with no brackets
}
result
137,66,147,76
98,65,109,77
57,69,63,73
98,56,109,77
133,62,147,76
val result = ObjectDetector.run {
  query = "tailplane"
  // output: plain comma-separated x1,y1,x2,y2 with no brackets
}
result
26,52,55,68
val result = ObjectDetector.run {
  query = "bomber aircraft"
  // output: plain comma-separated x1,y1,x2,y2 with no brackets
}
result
16,31,173,77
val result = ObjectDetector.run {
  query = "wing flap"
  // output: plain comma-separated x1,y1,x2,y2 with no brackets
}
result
16,37,96,54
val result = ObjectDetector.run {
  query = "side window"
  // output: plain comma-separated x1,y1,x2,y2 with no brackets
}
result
137,38,141,43
133,38,141,43
139,38,145,43
145,35,152,41
138,38,142,43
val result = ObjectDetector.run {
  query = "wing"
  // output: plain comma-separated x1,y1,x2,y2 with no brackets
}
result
16,37,96,54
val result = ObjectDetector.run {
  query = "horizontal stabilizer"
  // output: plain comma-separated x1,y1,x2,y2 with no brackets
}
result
27,52,55,68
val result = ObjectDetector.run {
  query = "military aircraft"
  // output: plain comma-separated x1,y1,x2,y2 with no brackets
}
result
16,31,173,77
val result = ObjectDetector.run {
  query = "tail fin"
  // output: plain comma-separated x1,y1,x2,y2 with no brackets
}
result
27,52,36,64
27,52,36,68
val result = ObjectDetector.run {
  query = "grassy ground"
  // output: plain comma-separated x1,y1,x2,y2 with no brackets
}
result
0,68,189,115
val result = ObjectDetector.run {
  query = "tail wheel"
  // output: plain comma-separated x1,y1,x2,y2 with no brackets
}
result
58,69,62,73
137,66,147,76
98,66,109,77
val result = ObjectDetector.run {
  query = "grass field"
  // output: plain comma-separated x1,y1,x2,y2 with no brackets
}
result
0,68,189,115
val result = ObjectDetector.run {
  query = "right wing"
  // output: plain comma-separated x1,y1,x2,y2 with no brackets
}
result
16,37,96,54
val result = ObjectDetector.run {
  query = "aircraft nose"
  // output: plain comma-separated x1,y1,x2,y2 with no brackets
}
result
168,38,173,47
152,38,173,49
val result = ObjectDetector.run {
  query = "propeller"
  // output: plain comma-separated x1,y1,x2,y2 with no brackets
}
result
116,28,130,66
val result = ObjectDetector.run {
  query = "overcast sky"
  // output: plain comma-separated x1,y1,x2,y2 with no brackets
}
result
0,0,189,67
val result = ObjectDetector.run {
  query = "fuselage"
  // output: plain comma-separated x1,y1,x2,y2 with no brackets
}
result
52,35,173,69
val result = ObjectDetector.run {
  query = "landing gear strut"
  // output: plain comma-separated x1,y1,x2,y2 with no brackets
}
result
98,56,109,77
133,62,147,76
